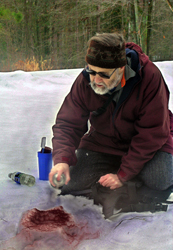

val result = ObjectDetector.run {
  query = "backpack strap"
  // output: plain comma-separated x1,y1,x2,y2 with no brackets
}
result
91,181,173,217
121,202,168,213
126,179,142,204
91,183,125,219
60,181,173,218
121,181,173,213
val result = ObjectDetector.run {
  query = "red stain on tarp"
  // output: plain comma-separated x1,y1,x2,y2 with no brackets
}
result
21,206,75,231
0,206,100,250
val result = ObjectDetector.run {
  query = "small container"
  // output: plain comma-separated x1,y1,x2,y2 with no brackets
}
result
51,173,66,189
37,146,52,181
8,172,35,187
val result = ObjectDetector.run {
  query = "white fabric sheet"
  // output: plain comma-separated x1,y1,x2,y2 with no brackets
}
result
0,62,173,249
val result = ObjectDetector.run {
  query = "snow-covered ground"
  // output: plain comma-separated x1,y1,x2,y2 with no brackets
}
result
0,61,173,250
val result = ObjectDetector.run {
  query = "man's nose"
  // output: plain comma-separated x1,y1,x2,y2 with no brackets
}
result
94,74,103,83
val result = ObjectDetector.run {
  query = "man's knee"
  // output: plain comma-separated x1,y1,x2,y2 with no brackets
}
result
139,151,173,190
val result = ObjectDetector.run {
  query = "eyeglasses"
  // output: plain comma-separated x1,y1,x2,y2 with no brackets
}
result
86,67,117,79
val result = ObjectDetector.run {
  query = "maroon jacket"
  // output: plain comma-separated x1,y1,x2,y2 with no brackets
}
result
52,43,173,182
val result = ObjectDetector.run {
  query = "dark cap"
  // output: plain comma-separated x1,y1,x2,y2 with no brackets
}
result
85,39,127,69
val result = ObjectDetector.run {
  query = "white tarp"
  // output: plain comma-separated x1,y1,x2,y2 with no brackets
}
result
0,61,173,249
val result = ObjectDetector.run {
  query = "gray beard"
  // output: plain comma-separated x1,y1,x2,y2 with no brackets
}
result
89,74,122,95
89,82,109,95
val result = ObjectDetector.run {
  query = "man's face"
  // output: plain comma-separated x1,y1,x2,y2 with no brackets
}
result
88,64,124,95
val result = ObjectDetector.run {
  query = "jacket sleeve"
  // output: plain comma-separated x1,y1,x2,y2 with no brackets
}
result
52,73,90,166
169,110,173,136
117,65,171,182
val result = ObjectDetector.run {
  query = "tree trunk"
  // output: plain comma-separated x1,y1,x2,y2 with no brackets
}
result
97,5,101,32
133,0,143,47
51,2,58,69
24,0,30,58
127,1,132,41
147,0,153,55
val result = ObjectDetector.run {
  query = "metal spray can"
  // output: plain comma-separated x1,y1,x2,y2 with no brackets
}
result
51,173,66,189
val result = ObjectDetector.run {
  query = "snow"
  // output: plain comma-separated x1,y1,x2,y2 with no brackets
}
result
0,61,173,250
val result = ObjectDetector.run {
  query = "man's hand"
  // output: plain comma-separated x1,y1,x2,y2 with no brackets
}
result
49,163,70,187
98,173,123,189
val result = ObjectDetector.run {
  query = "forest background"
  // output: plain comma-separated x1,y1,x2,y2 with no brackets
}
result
0,0,173,72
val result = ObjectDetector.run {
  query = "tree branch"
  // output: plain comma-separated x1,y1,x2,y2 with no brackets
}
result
166,0,173,12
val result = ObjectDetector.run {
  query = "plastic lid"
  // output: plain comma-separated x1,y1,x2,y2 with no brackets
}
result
8,173,12,178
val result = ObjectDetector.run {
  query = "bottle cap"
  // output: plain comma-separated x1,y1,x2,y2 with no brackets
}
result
8,173,12,178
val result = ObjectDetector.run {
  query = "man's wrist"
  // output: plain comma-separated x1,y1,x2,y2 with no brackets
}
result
117,169,128,183
53,156,70,166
